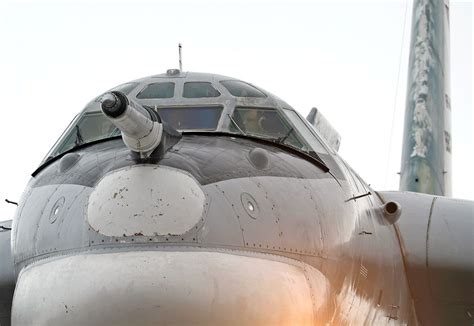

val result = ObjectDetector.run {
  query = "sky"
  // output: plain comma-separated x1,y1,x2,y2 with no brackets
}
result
0,0,472,222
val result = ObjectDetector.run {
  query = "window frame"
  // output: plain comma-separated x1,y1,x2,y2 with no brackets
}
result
182,82,221,99
220,80,267,98
136,82,175,99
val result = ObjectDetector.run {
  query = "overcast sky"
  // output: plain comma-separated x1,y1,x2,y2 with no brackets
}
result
0,0,472,221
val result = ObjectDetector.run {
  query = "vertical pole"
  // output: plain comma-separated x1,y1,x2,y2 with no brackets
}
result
179,43,183,72
399,0,451,196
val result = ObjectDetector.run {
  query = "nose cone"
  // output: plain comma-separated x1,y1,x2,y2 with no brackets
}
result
12,250,327,325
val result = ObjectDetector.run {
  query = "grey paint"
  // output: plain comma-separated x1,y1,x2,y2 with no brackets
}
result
306,107,341,152
13,251,327,325
1,66,468,325
8,126,416,325
380,191,474,325
0,221,14,326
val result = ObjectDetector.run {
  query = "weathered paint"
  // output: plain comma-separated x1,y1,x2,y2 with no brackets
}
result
88,165,206,237
400,0,452,196
5,70,423,325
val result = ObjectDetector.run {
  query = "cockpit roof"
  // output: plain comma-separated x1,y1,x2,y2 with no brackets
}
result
86,70,294,114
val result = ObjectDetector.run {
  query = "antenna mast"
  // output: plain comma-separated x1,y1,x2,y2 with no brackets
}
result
178,43,183,71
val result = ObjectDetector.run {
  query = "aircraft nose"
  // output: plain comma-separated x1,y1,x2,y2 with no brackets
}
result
12,250,329,325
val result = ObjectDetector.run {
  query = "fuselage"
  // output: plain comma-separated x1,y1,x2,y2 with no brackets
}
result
9,71,416,325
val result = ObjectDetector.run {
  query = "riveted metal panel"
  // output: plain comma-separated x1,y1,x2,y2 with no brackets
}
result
210,176,343,256
212,178,282,251
198,184,244,247
13,185,61,264
35,184,90,255
264,177,323,254
87,166,206,237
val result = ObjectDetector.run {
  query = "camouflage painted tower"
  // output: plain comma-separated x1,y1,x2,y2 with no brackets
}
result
400,0,452,196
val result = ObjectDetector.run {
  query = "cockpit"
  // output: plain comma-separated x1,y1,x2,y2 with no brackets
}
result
44,71,328,161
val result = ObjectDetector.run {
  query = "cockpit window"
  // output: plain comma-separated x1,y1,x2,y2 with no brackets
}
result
46,111,119,158
154,106,223,130
283,109,327,154
220,80,266,98
44,103,224,161
136,82,175,99
230,107,307,151
110,82,139,95
183,82,220,98
95,83,138,103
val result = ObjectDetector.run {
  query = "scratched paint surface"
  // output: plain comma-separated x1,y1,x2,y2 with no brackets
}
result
87,165,205,236
400,0,450,196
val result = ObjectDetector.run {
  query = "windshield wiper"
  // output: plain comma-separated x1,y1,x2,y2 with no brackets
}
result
227,114,246,135
276,127,294,144
74,125,84,146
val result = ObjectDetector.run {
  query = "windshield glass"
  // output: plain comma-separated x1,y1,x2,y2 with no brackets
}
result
153,106,223,130
44,100,327,163
282,109,327,154
45,105,223,160
45,111,119,159
230,107,309,152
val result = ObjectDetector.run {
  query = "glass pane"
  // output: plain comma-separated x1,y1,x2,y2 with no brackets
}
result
221,80,266,98
283,110,327,154
137,82,175,99
156,106,223,130
231,107,306,150
183,82,220,98
111,82,139,95
52,112,119,156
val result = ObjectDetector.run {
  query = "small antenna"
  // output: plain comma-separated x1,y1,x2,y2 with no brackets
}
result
178,43,183,71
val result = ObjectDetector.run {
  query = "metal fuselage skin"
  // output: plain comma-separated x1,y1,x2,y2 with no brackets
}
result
10,136,414,325
6,72,415,325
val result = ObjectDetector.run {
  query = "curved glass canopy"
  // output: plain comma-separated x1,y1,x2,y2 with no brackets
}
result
43,75,329,162
45,103,326,162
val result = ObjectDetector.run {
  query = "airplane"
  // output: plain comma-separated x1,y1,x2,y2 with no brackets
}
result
0,0,472,325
